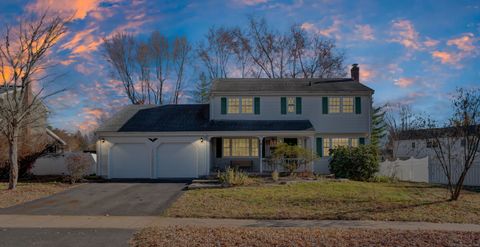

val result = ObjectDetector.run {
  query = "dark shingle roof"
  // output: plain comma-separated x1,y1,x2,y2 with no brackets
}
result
97,104,314,133
211,78,374,94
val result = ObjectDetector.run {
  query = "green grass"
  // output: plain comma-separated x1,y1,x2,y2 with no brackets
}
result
165,181,480,223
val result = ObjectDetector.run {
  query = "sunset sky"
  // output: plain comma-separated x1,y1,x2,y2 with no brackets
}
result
0,0,478,133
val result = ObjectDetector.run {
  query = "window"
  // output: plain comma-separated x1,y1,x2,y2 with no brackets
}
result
223,138,259,157
287,97,296,113
241,97,253,114
412,142,416,148
323,138,359,156
329,97,341,113
342,97,354,113
227,97,253,114
426,140,438,148
227,97,240,114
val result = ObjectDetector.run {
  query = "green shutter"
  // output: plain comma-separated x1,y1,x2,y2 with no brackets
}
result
221,97,227,115
359,137,365,145
296,97,302,114
322,97,328,114
254,97,260,115
281,97,287,115
355,97,361,114
316,138,323,157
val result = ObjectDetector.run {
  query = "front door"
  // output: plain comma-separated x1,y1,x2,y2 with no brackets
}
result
284,138,298,146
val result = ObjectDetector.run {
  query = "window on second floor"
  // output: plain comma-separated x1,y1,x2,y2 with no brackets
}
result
227,97,253,114
287,97,296,113
342,97,354,113
329,97,341,113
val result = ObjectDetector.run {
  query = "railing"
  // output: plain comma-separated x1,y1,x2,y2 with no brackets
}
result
262,158,312,173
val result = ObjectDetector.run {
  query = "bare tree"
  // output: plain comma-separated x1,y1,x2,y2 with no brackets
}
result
149,31,169,105
103,32,191,105
0,13,69,189
385,103,423,159
419,88,480,200
171,37,191,104
197,27,234,79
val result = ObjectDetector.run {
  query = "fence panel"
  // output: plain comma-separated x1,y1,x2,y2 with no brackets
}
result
378,157,429,182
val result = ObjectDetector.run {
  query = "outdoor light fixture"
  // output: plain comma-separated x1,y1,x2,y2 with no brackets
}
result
101,138,105,143
200,137,204,143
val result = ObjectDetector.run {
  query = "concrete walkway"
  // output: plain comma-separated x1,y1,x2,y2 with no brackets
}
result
0,215,479,232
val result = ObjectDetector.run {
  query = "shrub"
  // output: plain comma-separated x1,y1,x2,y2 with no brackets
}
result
272,143,317,176
0,144,52,179
66,153,92,184
218,168,254,186
329,144,379,181
271,170,279,182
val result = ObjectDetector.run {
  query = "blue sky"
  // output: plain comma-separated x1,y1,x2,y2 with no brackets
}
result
0,0,479,132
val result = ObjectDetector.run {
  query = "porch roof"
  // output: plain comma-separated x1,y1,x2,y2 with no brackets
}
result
97,104,314,133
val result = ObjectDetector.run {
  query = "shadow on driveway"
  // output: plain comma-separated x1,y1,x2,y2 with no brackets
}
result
0,183,186,216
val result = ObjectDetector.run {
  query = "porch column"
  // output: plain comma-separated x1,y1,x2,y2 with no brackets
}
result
258,136,264,174
310,136,315,172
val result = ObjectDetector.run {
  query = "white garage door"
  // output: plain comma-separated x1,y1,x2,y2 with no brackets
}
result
156,143,197,178
110,143,150,178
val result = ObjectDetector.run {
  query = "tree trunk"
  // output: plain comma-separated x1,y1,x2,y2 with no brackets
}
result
8,134,19,190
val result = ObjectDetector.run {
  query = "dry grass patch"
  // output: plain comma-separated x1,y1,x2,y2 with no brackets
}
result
131,226,480,247
166,181,480,223
0,182,74,208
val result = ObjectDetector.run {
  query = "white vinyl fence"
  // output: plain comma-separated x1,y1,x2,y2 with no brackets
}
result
379,157,480,186
429,162,480,187
31,152,97,176
378,157,429,183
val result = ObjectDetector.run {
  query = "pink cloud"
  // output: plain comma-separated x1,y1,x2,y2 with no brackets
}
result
447,33,476,52
354,24,375,41
423,37,439,47
61,26,102,55
26,0,101,20
301,18,342,40
431,51,458,64
233,0,269,6
394,77,415,88
390,20,421,50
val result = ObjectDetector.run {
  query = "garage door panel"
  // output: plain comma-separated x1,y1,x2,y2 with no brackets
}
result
156,143,197,178
110,143,150,178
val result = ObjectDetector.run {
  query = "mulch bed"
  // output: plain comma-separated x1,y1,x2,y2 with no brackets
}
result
131,226,480,247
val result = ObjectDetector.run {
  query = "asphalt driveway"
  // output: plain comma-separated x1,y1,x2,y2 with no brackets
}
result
0,183,186,216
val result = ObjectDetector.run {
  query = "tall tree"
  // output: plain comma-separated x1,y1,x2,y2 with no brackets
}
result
103,32,191,105
0,13,69,189
371,105,387,148
193,72,210,104
171,37,191,104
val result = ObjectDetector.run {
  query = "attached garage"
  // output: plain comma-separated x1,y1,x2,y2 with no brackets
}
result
109,143,151,178
156,142,198,178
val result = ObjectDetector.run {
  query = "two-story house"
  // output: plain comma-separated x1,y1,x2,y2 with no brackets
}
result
95,64,374,179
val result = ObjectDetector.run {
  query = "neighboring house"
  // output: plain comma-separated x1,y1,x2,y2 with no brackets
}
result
0,86,66,158
394,127,479,163
96,64,374,179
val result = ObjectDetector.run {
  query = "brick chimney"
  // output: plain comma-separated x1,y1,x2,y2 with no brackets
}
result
351,64,359,82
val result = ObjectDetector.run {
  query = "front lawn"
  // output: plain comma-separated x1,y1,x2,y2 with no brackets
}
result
131,226,480,247
166,180,480,223
0,182,74,208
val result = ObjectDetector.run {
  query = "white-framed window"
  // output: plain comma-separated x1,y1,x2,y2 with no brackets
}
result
329,97,341,113
342,97,354,113
227,97,253,114
223,138,259,157
287,97,296,113
227,97,240,114
241,97,253,114
323,137,359,157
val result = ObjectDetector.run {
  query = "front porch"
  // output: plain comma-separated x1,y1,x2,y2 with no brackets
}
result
209,136,315,174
